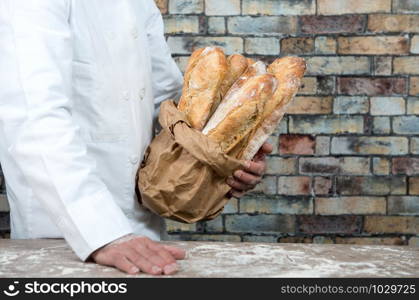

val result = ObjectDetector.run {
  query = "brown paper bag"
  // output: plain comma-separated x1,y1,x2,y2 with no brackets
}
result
137,100,244,223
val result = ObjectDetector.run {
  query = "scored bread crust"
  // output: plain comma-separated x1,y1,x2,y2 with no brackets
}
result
219,54,248,98
202,61,267,135
177,47,228,130
239,56,306,160
205,74,277,153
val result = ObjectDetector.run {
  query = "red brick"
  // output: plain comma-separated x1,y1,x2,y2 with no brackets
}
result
297,216,362,234
279,134,315,155
393,158,419,175
338,77,407,96
300,15,366,34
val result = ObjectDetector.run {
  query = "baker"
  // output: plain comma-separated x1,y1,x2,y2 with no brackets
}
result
0,0,272,276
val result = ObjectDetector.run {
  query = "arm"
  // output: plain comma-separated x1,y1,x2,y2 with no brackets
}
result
0,0,133,261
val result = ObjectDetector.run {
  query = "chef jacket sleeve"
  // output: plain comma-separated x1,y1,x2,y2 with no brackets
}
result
0,0,133,261
145,0,183,115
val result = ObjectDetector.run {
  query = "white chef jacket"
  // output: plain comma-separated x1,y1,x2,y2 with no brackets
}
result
0,0,183,260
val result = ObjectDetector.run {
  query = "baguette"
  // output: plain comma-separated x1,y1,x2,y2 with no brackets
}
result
238,56,306,160
205,74,277,153
202,61,267,135
177,47,228,130
219,54,248,98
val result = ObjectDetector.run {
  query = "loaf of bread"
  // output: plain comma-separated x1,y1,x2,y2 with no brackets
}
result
205,74,277,153
238,56,306,160
177,47,228,130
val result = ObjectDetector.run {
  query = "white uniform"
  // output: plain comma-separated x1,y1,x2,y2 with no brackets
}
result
0,0,183,260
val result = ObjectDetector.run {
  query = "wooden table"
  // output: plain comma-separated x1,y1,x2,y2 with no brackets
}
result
1,239,418,277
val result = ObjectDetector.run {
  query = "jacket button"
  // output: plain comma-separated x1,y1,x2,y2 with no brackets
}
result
130,155,139,164
131,28,138,39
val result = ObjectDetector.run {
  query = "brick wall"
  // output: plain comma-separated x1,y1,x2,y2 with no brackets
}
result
158,0,419,246
0,0,418,246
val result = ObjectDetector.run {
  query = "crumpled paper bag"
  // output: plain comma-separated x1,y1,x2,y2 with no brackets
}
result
137,100,244,223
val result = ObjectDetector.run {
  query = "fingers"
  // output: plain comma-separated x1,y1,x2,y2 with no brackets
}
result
243,160,266,176
227,176,253,191
234,170,262,186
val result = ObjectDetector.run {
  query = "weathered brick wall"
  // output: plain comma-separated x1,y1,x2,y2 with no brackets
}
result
158,0,419,246
0,0,418,246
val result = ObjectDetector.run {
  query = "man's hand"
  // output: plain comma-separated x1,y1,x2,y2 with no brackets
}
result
227,142,273,198
91,235,186,275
